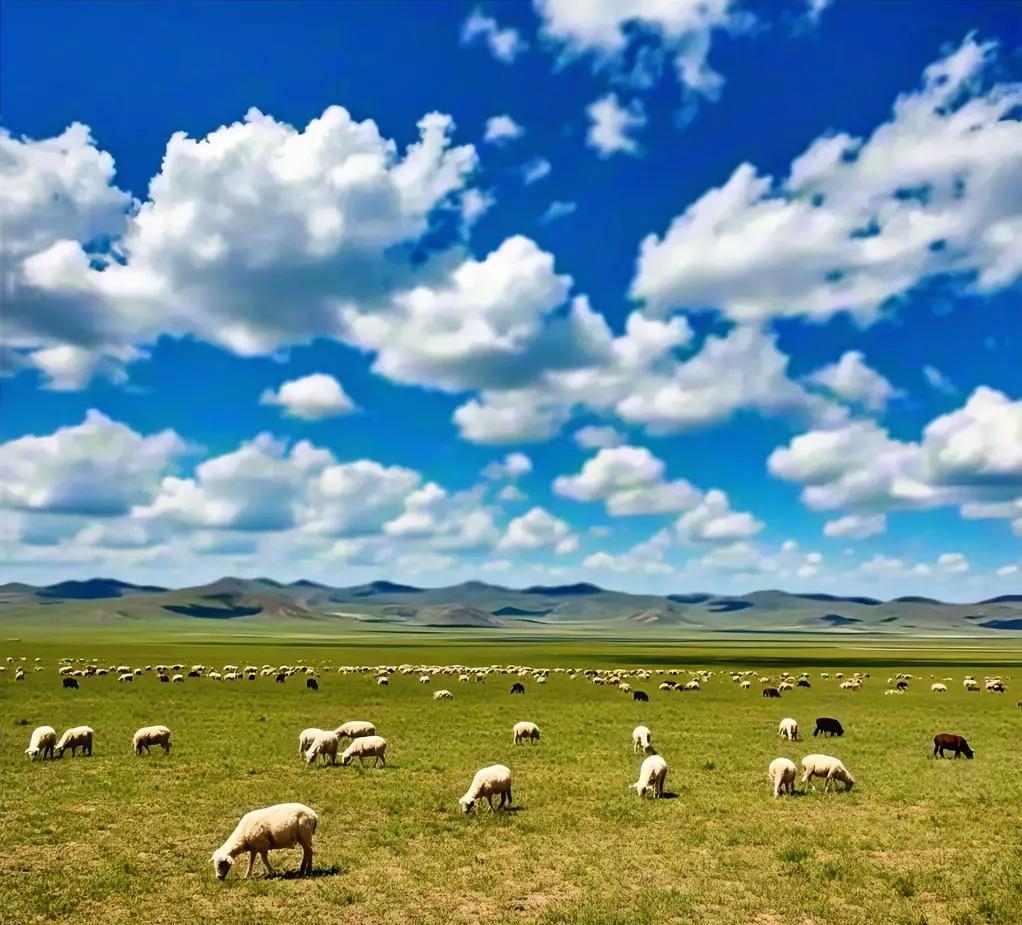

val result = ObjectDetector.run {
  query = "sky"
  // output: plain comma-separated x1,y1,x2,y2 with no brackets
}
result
1,0,1021,600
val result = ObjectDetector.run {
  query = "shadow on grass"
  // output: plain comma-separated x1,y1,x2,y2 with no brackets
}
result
275,865,343,880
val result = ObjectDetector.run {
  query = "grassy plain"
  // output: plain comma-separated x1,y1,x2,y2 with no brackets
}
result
2,628,1022,925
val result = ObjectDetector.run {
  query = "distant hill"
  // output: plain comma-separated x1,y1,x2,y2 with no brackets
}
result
2,575,1022,635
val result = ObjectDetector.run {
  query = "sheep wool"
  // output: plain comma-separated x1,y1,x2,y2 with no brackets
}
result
211,803,318,880
340,735,387,767
460,764,512,813
26,725,57,760
768,757,797,797
632,754,668,798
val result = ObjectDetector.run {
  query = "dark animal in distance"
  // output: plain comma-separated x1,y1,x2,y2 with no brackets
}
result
62,677,79,689
275,673,286,683
933,733,974,759
987,682,1005,692
814,717,844,737
762,687,781,698
896,680,909,690
796,679,811,688
510,682,525,695
633,690,649,702
306,678,318,691
188,670,201,678
159,674,169,683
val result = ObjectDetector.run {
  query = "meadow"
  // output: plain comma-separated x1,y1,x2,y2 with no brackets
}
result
3,631,1022,925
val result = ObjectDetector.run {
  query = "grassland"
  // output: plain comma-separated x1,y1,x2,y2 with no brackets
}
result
3,629,1022,925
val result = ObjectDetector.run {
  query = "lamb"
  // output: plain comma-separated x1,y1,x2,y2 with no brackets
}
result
211,803,318,880
459,764,513,813
513,721,540,745
768,757,797,797
334,721,376,742
632,725,653,753
779,717,798,741
800,754,854,791
631,754,668,798
26,725,57,760
299,728,326,757
304,730,340,766
433,689,454,700
56,725,94,757
133,724,172,755
340,735,387,767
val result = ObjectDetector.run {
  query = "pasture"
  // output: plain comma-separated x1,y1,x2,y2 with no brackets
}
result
3,632,1022,925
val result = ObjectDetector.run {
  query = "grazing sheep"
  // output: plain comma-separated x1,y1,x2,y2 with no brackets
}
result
304,730,340,766
931,683,948,693
211,803,318,880
813,717,844,737
62,677,79,689
684,680,701,691
633,690,649,702
796,679,812,688
133,725,172,755
419,675,431,684
800,754,854,791
768,757,797,797
933,733,974,759
15,669,25,681
377,676,389,686
275,673,286,683
459,764,513,813
306,678,318,691
118,673,133,683
631,754,668,798
510,682,525,694
433,689,454,701
513,721,540,745
762,687,781,698
158,674,170,683
298,728,325,757
334,721,376,742
172,674,184,683
340,735,387,767
779,717,798,741
26,725,57,760
740,680,751,690
632,725,653,753
56,725,94,757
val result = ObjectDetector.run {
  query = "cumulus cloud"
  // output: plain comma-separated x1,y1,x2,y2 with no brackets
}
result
631,37,1022,324
484,114,525,145
674,489,763,542
259,373,356,420
807,351,900,411
586,94,646,157
522,158,552,185
461,8,527,63
483,452,532,481
823,513,887,539
498,506,576,551
573,424,625,449
583,528,674,575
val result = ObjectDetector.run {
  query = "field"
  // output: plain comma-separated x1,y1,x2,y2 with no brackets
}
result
3,630,1022,925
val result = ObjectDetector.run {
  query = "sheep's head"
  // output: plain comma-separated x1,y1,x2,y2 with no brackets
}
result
340,754,352,766
211,851,233,881
459,796,474,813
25,746,38,759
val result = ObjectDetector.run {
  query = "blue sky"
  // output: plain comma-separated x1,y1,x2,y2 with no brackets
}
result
2,0,1020,599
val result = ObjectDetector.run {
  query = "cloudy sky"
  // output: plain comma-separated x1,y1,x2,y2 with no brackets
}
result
2,0,1021,599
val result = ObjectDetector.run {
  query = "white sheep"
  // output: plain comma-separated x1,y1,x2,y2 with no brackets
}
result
433,689,454,700
631,754,668,798
377,676,389,686
298,727,326,757
26,725,57,760
931,683,948,693
778,717,798,741
419,675,431,684
133,724,172,755
211,803,318,880
118,672,133,683
632,725,652,754
800,754,854,791
56,725,94,757
304,730,340,766
340,735,387,767
15,668,25,680
172,674,184,683
768,757,797,797
513,721,540,745
334,720,376,742
459,764,513,813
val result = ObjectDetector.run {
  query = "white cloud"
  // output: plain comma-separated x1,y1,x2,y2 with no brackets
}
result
631,37,1022,325
538,200,577,225
586,94,646,157
0,410,185,516
807,351,900,411
937,551,970,574
554,445,700,515
259,373,355,420
583,528,674,575
498,484,526,502
484,114,525,145
675,489,763,542
483,452,533,481
923,365,958,396
573,424,625,449
823,513,887,539
522,158,552,185
996,564,1019,577
384,483,500,551
461,8,527,63
499,506,576,551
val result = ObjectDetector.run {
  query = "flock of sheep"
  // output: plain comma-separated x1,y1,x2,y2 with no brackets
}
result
11,654,1007,881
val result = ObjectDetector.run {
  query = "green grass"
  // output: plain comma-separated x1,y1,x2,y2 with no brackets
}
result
3,631,1022,924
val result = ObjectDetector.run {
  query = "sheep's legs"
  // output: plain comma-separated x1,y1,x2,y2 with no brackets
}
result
485,795,495,812
244,853,256,878
260,851,274,876
300,845,313,875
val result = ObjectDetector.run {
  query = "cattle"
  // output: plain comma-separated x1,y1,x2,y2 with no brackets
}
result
510,682,525,694
762,687,781,698
306,678,319,691
933,733,974,759
62,677,79,689
814,717,844,737
275,673,286,683
633,690,649,702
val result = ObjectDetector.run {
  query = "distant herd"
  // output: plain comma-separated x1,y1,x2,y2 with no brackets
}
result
8,655,1007,880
